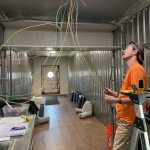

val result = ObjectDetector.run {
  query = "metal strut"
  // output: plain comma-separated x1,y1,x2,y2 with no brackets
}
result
129,93,150,150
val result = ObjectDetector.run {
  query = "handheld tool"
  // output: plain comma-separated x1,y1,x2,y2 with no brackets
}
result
21,115,30,122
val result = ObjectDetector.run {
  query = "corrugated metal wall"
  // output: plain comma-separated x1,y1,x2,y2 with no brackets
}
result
68,4,150,126
120,4,150,84
0,50,32,101
68,49,122,126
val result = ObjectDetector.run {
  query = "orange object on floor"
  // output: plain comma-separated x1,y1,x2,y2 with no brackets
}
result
105,125,118,150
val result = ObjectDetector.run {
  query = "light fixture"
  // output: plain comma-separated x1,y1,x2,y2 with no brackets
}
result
50,51,56,53
47,72,54,78
46,47,53,50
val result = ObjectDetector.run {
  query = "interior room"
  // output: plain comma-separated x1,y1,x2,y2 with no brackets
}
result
0,0,150,150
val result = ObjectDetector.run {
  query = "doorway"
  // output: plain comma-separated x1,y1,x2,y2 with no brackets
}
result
41,65,60,94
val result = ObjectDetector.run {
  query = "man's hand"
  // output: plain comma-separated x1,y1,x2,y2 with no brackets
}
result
104,94,119,104
104,87,116,97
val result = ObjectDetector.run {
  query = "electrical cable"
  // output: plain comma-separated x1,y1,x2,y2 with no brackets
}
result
0,14,66,97
70,2,105,90
70,5,116,149
39,1,70,98
39,0,70,96
0,47,61,96
0,0,108,148
56,0,69,30
70,0,120,95
0,1,70,103
0,50,52,95
33,127,59,150
33,4,76,150
0,18,56,22
0,44,56,97
0,47,57,62
0,23,61,50
80,0,86,6
0,33,65,100
32,1,108,150
0,42,63,103
69,2,95,82
67,1,101,91
42,138,48,150
0,8,8,19
0,35,63,63
56,108,73,150
13,53,52,96
42,1,116,148
109,66,113,88
3,0,70,102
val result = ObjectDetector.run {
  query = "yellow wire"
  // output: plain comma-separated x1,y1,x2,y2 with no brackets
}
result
74,13,102,88
0,47,62,104
56,1,69,28
97,142,106,150
33,8,71,102
36,0,73,98
80,0,86,6
67,0,72,29
0,1,69,104
71,2,103,88
0,1,72,104
40,0,73,100
38,1,69,97
0,0,102,104
0,23,60,50
70,2,98,85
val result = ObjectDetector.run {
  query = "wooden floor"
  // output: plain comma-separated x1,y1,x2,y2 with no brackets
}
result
33,96,107,150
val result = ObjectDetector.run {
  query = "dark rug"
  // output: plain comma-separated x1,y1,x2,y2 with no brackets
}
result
45,96,59,105
39,104,44,117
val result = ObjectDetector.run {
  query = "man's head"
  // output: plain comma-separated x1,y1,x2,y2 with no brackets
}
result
123,41,144,65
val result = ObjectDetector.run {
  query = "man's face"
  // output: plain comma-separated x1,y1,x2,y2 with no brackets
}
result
122,45,138,61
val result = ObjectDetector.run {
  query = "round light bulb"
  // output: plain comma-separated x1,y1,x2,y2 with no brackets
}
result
47,72,54,78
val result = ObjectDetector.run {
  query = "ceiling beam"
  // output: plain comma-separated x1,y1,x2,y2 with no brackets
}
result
2,45,121,51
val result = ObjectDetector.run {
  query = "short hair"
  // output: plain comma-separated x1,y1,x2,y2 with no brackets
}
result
129,41,144,65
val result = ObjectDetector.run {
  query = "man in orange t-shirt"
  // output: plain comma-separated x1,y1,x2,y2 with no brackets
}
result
104,42,148,150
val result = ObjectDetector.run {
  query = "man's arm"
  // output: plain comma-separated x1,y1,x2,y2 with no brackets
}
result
117,97,133,104
104,95,133,105
105,87,119,97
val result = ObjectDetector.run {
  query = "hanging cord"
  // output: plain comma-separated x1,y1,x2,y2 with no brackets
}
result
0,1,69,99
69,2,105,91
0,1,70,104
0,23,60,50
0,51,52,96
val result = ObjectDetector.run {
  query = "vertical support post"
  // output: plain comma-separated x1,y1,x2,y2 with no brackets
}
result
112,51,115,91
0,25,4,101
127,19,129,43
121,24,124,83
131,16,135,41
111,50,116,147
143,9,146,43
10,49,12,100
137,12,140,43
149,6,150,36
143,9,147,69
5,50,7,100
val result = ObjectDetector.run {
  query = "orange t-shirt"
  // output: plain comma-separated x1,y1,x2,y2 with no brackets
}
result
116,61,148,124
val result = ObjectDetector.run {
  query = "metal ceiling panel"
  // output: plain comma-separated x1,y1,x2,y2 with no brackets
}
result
0,0,145,57
0,0,142,23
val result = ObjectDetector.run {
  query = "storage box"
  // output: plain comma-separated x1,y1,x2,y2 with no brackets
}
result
2,104,29,117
